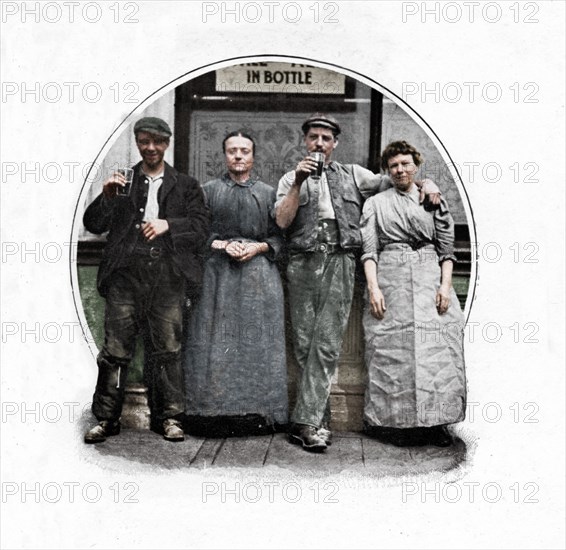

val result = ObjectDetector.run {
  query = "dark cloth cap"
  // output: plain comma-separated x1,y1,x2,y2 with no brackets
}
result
301,113,341,136
134,117,172,138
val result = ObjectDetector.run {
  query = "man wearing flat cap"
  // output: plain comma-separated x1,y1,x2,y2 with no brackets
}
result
83,117,210,443
275,113,440,452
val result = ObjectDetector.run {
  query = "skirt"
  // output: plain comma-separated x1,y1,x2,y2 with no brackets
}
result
363,244,466,428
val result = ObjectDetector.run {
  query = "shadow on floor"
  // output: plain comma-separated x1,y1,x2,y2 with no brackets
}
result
80,413,470,478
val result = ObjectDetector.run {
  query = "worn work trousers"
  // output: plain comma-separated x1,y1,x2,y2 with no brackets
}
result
287,250,356,427
92,256,185,422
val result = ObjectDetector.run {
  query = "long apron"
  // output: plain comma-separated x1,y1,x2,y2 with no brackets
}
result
183,246,288,425
363,243,466,428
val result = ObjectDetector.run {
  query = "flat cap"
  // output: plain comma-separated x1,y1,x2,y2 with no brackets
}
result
134,117,172,138
301,113,341,136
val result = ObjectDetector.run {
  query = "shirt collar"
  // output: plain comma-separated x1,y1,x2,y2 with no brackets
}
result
142,169,164,181
222,173,255,188
395,183,419,199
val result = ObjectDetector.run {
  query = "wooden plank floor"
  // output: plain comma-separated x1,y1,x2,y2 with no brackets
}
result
86,429,468,477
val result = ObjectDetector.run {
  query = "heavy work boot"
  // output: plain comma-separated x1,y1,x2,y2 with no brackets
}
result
162,418,184,442
317,425,333,446
149,351,185,441
317,399,333,445
84,420,121,443
86,354,128,443
289,423,327,453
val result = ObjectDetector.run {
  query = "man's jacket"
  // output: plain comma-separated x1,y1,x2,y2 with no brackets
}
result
83,161,210,298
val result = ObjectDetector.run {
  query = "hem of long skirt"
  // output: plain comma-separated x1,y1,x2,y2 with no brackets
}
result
364,420,453,429
184,414,288,438
364,422,461,430
363,421,459,446
363,407,466,429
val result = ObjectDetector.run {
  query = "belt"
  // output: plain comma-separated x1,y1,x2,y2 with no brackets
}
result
383,242,434,252
132,245,163,259
313,242,346,254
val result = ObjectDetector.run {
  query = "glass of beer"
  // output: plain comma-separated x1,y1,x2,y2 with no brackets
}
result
309,152,325,180
115,168,134,196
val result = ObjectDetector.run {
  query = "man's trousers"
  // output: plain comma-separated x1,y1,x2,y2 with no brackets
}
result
287,249,355,427
91,255,185,422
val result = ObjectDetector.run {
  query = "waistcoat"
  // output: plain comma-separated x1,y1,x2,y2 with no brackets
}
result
287,162,363,251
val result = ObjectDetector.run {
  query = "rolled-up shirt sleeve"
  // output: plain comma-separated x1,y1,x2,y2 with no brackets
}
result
433,197,457,263
360,198,380,264
273,171,295,215
350,164,392,199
